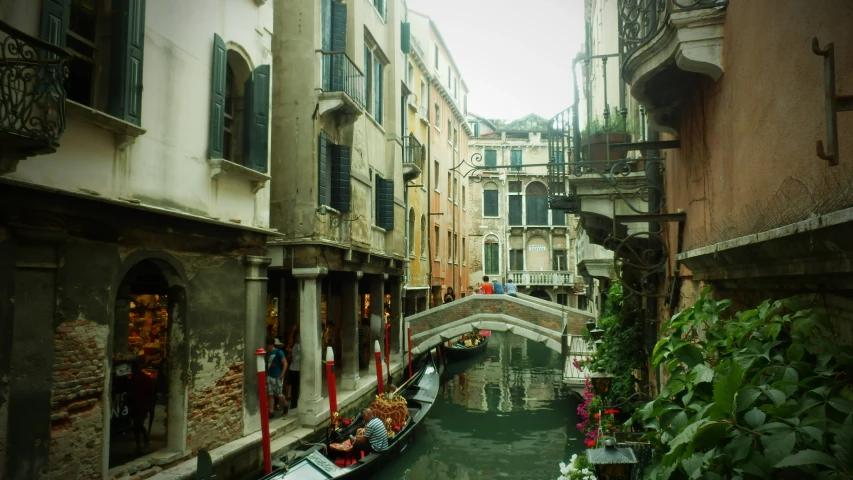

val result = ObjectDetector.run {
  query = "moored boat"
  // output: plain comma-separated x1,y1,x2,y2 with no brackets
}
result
444,331,489,361
259,352,440,479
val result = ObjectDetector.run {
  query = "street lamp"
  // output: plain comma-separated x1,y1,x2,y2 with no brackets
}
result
586,438,638,480
590,326,604,341
589,367,614,397
585,319,596,332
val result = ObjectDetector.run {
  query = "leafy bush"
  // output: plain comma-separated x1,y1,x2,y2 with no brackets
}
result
634,287,853,479
589,281,646,404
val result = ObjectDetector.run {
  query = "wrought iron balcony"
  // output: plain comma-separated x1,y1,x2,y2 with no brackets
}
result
509,271,575,287
403,133,424,181
0,21,69,172
318,51,365,120
618,0,727,132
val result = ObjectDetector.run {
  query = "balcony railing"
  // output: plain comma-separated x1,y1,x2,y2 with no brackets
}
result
509,271,574,287
618,0,728,59
0,21,69,159
404,134,424,169
320,51,365,110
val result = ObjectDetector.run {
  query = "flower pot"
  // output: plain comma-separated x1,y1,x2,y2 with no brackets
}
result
580,133,632,171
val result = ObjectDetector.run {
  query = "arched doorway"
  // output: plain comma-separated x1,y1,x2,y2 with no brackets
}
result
109,258,188,468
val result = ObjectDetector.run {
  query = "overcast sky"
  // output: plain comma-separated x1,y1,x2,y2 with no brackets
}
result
408,0,585,122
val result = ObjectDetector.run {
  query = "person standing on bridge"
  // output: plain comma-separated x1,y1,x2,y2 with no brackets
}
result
492,278,505,295
481,276,494,294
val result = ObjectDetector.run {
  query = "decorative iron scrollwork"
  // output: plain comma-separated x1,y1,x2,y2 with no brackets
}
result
618,0,727,61
0,21,69,146
606,230,667,298
448,151,485,183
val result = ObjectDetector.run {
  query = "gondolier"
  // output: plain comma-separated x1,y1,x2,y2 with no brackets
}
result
350,408,389,454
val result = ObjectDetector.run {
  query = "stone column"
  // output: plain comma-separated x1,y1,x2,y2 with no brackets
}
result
243,255,271,435
293,267,328,424
368,275,386,374
389,276,403,356
340,272,361,390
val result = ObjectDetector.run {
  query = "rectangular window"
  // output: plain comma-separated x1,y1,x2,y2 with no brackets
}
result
453,177,458,203
434,44,439,70
364,46,373,114
484,243,500,275
364,43,384,125
447,231,451,260
462,185,466,209
447,119,451,141
372,0,385,19
434,160,440,190
406,61,414,87
484,149,497,171
578,295,589,311
48,0,146,125
557,294,569,306
526,195,548,225
447,66,451,87
420,80,427,107
446,172,451,200
552,209,567,226
483,189,499,217
553,250,568,271
508,196,522,225
434,226,440,259
373,58,383,125
453,233,458,262
509,249,524,271
510,150,522,172
317,133,352,211
462,237,467,263
434,102,441,126
453,127,458,148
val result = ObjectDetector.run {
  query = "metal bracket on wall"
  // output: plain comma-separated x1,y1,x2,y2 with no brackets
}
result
813,38,853,167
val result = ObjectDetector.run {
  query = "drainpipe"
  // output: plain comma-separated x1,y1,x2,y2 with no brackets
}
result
645,128,662,394
426,77,433,307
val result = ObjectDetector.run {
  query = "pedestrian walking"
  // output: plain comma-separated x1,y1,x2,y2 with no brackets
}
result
265,337,288,418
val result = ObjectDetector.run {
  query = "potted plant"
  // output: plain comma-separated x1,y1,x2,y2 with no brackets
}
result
578,115,640,170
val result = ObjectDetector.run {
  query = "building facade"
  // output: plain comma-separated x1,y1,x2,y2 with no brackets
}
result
268,0,412,426
409,10,471,306
0,0,275,478
467,114,581,306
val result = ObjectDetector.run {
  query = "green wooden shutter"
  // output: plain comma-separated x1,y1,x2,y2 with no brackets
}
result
373,60,382,125
401,22,411,54
484,243,499,275
484,150,497,169
509,196,522,225
384,179,395,230
552,209,566,226
321,0,331,51
526,195,548,225
40,0,69,48
318,133,329,205
208,34,227,159
330,1,347,51
511,150,522,172
483,190,498,217
330,145,351,212
109,0,146,126
243,64,270,173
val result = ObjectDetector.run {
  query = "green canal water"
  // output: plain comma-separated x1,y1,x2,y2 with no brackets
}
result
372,331,585,480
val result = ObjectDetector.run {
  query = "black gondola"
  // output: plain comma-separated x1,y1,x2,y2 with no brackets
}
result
259,352,440,480
443,335,489,361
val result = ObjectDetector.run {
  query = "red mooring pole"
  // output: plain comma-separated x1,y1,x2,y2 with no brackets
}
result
384,323,390,388
374,340,384,395
325,346,338,426
254,348,272,475
407,327,413,378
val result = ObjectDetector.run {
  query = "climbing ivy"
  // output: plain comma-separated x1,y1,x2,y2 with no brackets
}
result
634,287,853,479
589,281,646,403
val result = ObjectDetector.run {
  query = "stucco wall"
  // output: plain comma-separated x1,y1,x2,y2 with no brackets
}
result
3,0,273,229
664,1,853,287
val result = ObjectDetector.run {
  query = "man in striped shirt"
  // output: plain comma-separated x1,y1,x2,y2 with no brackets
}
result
351,408,389,454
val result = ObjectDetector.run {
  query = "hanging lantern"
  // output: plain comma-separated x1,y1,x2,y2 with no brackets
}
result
586,438,638,480
590,327,604,340
589,367,614,397
585,319,596,332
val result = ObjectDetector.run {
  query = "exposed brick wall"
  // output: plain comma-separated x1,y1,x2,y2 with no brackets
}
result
408,296,583,348
186,363,243,454
49,320,109,480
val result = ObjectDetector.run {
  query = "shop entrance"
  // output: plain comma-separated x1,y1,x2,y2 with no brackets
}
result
109,259,187,468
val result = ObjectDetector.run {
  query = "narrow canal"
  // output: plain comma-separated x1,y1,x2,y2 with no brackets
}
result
373,331,584,480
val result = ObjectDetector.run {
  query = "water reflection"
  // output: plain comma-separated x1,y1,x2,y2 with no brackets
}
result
373,332,584,480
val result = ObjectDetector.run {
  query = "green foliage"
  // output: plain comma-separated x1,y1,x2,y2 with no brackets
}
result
635,287,853,479
589,281,646,403
580,115,641,138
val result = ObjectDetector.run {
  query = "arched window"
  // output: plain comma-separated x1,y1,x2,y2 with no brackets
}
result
408,209,416,256
420,214,427,257
525,181,548,225
224,50,252,165
484,235,500,275
483,182,499,217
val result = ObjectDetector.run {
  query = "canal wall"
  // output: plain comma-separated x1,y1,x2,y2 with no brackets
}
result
144,362,408,480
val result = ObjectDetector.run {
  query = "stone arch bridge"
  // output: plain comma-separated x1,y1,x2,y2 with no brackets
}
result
405,293,595,356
